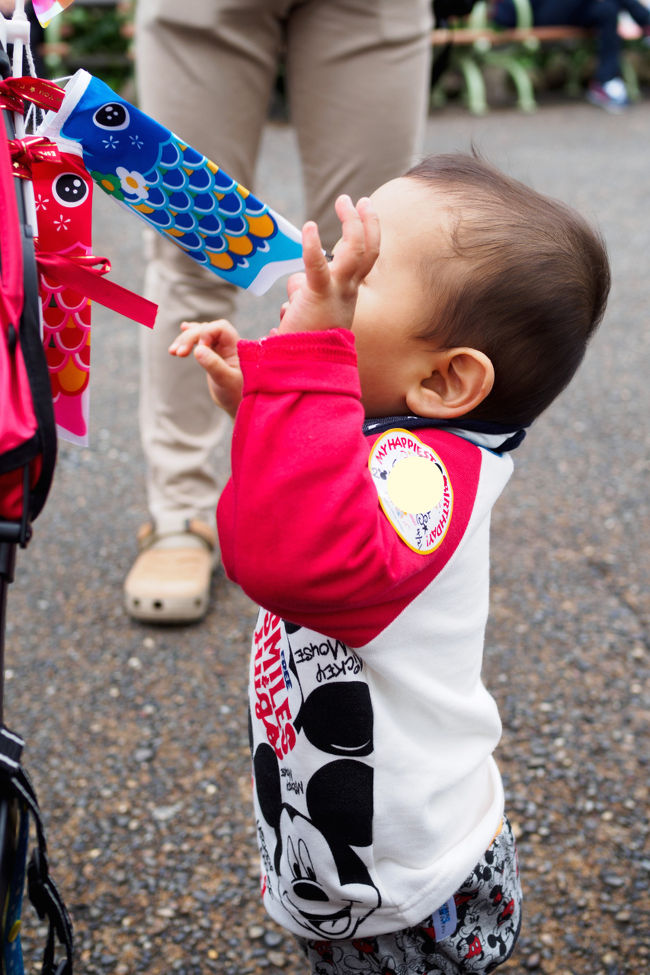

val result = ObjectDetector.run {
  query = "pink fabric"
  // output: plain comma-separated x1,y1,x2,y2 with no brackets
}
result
0,125,23,342
29,146,94,443
0,124,39,521
1,343,37,452
0,122,35,454
29,141,155,442
217,329,482,647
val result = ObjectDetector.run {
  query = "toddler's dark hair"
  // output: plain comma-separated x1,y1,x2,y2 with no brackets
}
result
406,153,610,426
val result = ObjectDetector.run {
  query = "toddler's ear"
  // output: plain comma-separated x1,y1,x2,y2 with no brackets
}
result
406,347,494,419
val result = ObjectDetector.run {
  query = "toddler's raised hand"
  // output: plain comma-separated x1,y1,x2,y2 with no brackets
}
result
169,319,243,418
279,195,380,335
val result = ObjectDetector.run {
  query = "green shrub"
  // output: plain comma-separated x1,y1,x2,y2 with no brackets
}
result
45,0,133,92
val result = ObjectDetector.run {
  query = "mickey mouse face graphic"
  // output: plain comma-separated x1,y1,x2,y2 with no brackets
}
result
252,620,380,937
254,743,380,939
277,801,380,938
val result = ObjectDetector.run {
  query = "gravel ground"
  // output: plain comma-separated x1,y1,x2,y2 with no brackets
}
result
4,93,649,975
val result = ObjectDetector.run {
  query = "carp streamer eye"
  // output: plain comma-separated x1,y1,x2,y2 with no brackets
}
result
93,102,130,130
52,173,90,207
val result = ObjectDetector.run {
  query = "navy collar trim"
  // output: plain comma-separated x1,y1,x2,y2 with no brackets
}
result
362,415,528,453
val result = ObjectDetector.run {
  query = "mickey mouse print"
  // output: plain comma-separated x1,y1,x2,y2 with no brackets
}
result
250,610,381,939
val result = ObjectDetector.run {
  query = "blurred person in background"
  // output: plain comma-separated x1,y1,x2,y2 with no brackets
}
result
491,0,650,111
126,0,433,624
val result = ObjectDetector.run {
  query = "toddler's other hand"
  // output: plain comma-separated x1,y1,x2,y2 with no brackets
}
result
169,319,243,418
279,195,379,335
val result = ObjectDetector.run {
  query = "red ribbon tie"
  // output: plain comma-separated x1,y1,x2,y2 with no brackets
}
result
9,136,61,178
35,251,157,329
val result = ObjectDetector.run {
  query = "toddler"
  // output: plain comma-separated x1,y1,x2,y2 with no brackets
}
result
170,153,610,973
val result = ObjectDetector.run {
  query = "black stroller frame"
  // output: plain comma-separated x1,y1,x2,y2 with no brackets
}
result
0,32,73,975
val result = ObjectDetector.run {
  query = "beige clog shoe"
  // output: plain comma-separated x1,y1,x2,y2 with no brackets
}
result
124,519,218,623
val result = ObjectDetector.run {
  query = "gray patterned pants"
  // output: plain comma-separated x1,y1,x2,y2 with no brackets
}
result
295,816,522,975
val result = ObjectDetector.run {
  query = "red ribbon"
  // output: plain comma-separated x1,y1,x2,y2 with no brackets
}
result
0,85,25,114
9,136,61,178
0,77,65,115
36,251,157,329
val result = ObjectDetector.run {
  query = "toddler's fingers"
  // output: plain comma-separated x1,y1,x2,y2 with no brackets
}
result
169,323,204,356
194,345,243,417
194,343,232,380
198,318,240,351
333,194,368,280
178,318,236,338
301,221,331,294
286,271,307,300
171,318,239,357
356,197,380,275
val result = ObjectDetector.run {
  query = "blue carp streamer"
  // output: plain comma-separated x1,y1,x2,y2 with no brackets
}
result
38,70,304,294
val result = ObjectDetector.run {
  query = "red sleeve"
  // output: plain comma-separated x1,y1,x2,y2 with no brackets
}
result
217,329,482,646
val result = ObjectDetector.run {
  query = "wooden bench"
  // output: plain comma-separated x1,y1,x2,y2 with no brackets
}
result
430,0,645,114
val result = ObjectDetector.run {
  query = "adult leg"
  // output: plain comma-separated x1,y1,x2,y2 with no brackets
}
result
533,0,622,82
284,0,433,250
576,0,622,83
128,0,283,620
617,0,650,26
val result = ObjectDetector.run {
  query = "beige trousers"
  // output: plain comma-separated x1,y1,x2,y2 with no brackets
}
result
135,0,432,532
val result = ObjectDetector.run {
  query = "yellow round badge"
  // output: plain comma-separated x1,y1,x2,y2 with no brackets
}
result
369,429,453,553
386,454,445,513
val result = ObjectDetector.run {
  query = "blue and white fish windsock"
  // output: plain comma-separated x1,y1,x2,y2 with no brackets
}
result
37,70,304,295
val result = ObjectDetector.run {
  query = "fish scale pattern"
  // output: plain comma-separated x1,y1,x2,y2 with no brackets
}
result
40,71,304,294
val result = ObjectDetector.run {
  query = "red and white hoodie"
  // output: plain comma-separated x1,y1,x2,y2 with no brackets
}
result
217,329,518,940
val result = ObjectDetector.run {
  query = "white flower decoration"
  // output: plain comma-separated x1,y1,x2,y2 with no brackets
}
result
53,214,71,232
116,166,149,201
